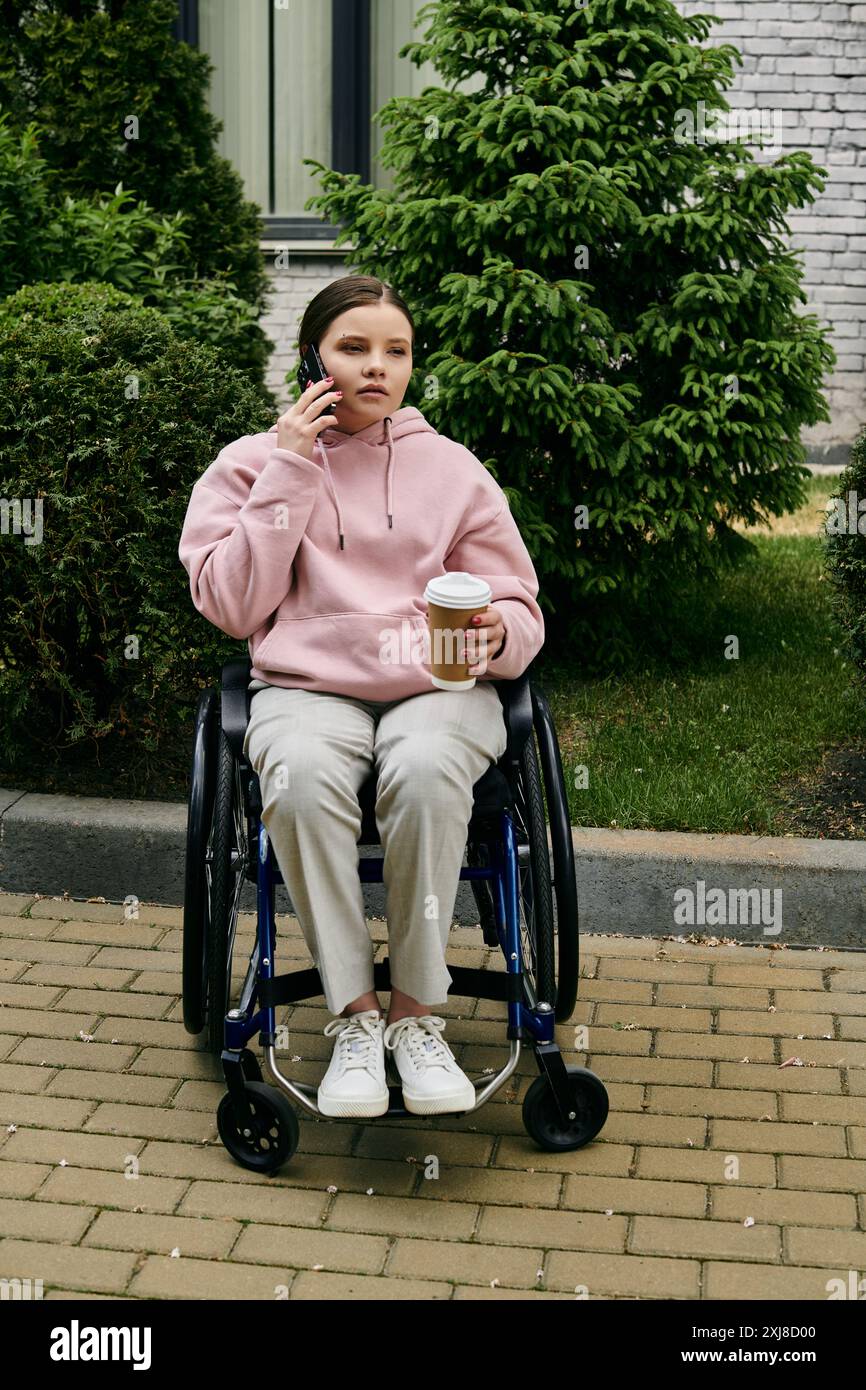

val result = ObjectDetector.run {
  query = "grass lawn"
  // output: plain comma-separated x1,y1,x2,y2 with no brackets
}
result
541,472,866,838
2,476,864,838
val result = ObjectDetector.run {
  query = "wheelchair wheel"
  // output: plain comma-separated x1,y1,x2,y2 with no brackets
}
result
182,687,218,1036
217,1081,299,1173
522,1066,609,1151
511,727,557,1010
530,684,580,1022
205,726,248,1055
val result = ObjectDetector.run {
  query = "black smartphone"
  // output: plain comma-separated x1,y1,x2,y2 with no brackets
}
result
297,342,336,415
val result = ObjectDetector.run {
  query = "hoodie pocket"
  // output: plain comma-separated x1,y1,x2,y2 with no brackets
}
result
251,612,430,690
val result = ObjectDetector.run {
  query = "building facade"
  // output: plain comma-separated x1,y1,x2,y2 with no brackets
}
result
175,0,865,465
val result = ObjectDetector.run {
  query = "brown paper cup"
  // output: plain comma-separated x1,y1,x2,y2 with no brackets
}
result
423,573,493,690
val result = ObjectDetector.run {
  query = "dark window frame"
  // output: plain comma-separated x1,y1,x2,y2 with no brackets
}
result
172,0,369,240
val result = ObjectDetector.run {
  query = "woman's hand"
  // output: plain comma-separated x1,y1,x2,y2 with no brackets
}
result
275,377,343,460
463,606,506,674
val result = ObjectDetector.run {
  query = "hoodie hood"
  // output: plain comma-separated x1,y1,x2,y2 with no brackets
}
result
267,405,436,551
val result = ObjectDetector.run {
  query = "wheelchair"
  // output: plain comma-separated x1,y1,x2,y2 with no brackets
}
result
182,656,609,1174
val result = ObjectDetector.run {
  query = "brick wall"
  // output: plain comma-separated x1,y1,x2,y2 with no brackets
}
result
259,251,348,412
261,2,865,465
677,0,866,465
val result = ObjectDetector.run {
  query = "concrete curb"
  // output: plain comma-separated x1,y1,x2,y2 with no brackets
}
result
1,786,865,947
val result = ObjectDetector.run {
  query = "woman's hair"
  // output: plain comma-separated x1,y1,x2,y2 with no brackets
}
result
297,274,415,355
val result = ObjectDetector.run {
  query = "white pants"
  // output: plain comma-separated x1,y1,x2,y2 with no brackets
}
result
243,681,508,1016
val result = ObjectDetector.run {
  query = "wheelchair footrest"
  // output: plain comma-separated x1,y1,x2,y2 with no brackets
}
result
257,962,524,1009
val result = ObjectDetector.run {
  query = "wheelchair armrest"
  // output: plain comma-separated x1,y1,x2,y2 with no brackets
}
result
494,663,534,774
221,656,253,763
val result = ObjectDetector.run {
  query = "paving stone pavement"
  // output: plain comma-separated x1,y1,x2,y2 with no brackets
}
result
0,890,864,1301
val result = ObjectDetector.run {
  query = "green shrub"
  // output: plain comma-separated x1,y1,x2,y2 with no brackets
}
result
305,0,836,669
0,116,53,297
0,110,275,389
0,281,275,768
0,0,269,309
825,426,866,681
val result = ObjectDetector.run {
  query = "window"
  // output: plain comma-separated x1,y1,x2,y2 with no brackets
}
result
370,0,446,192
173,0,479,238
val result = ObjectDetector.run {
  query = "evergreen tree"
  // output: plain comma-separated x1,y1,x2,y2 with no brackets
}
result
305,0,835,663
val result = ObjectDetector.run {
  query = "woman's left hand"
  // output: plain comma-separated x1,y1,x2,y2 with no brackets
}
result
464,606,506,674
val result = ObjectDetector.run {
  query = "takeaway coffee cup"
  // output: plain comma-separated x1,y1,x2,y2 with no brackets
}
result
423,572,493,690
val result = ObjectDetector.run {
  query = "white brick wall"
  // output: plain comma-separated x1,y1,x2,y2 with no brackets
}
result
260,252,348,410
677,0,866,463
260,1,865,464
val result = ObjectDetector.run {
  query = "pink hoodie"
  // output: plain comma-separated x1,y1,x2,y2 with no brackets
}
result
177,406,545,701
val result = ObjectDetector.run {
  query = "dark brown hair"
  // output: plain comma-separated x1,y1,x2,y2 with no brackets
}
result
297,275,415,355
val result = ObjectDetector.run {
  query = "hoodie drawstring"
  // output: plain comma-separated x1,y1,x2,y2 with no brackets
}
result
315,415,394,552
320,452,345,550
385,415,395,530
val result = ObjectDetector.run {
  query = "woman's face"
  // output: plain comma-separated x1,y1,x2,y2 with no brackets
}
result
316,301,413,433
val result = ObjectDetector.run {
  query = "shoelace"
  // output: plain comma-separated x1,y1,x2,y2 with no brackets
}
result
383,1015,454,1071
323,1012,383,1070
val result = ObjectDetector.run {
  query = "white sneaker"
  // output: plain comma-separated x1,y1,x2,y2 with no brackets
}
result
317,1010,390,1118
383,1015,476,1115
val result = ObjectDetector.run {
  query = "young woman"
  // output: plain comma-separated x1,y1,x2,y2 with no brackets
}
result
178,275,545,1119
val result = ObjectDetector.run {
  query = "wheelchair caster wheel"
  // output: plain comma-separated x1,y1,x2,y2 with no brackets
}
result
522,1066,609,1152
217,1080,299,1173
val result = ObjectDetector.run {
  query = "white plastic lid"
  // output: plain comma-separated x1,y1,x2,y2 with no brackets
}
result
424,571,492,609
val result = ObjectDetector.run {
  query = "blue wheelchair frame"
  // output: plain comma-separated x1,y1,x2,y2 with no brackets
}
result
215,658,580,1126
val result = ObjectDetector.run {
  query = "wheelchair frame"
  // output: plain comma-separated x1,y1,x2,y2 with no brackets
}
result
183,658,609,1171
